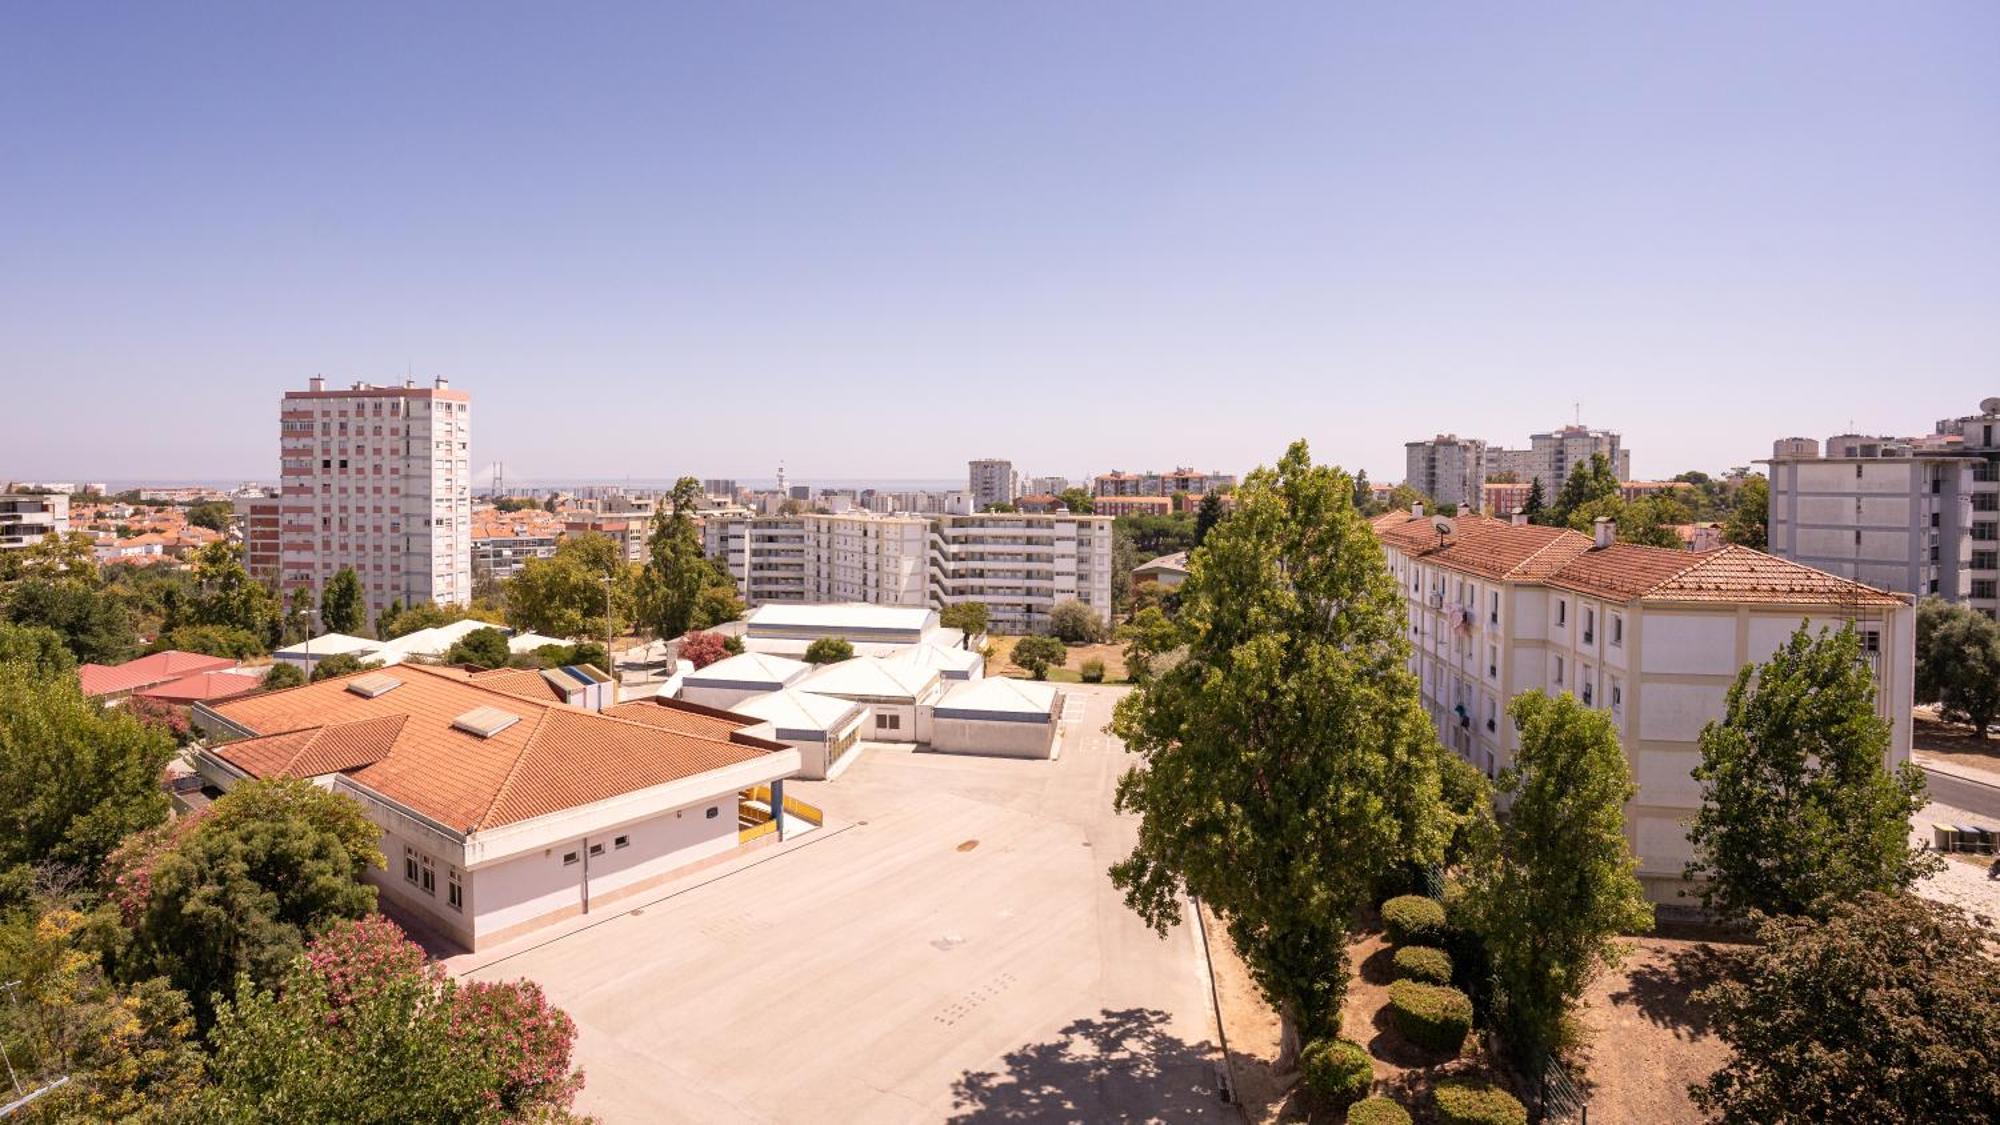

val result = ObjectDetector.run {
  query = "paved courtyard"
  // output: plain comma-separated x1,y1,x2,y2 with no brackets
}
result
456,684,1230,1123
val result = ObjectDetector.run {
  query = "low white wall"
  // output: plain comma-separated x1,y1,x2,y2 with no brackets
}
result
681,683,776,709
927,715,1056,759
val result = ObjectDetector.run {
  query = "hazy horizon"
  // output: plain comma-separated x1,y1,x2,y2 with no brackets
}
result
4,3,1995,485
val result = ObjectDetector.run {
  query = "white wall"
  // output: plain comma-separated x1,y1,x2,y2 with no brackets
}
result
681,683,779,709
927,715,1057,759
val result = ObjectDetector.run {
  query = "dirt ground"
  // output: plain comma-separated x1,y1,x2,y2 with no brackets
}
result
988,636,1130,682
1204,906,1738,1125
1914,712,2000,779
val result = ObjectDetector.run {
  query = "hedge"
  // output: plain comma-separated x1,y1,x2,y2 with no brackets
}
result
1386,979,1472,1055
1430,1079,1527,1125
1380,894,1447,945
1298,1037,1372,1107
1346,1096,1413,1125
1391,944,1453,985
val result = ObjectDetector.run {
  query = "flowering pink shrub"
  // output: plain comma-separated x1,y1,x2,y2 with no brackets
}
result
679,630,729,669
306,915,436,1011
125,696,193,742
102,812,207,924
452,977,585,1113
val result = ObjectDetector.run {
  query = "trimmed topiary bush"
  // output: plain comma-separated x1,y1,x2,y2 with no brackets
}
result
1430,1079,1527,1125
1386,980,1472,1055
1346,1096,1413,1125
1380,894,1446,945
1298,1037,1372,1107
1391,944,1453,985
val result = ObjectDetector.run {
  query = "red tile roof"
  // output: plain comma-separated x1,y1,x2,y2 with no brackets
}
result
205,663,788,832
136,669,266,704
79,650,237,697
1370,512,1593,582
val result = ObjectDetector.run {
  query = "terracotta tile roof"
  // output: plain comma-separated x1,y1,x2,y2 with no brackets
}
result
1546,544,1907,606
464,666,568,703
79,650,237,697
604,697,757,738
1370,513,1594,582
135,669,266,704
205,663,787,832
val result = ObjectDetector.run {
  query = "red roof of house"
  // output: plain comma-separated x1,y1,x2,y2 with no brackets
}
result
78,650,238,697
136,669,268,704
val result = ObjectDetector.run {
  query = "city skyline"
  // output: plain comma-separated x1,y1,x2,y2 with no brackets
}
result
5,3,1997,483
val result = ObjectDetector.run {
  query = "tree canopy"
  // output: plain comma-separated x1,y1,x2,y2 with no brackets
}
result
443,626,512,669
1193,491,1226,545
1057,487,1094,514
1047,599,1105,644
1685,623,1934,918
505,533,635,641
939,602,989,638
635,477,709,640
1110,440,1445,1056
803,636,854,665
318,567,366,635
1721,475,1769,549
1011,635,1067,679
1916,596,2000,738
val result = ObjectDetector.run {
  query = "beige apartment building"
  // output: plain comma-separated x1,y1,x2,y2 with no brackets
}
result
1372,508,1912,903
0,493,69,551
278,376,472,622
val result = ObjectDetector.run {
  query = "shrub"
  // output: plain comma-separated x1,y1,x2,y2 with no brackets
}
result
804,636,854,665
1298,1037,1372,1107
1346,1097,1413,1125
443,626,511,669
1392,945,1453,985
259,662,306,691
1048,598,1105,643
1080,657,1106,683
1387,980,1472,1055
1430,1079,1527,1125
1012,635,1068,679
678,631,729,669
1381,894,1446,945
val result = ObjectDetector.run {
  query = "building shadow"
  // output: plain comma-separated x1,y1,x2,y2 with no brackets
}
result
946,1007,1227,1123
1607,943,1735,1040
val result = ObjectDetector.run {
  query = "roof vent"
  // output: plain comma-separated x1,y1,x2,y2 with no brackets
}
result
346,672,402,698
452,705,521,739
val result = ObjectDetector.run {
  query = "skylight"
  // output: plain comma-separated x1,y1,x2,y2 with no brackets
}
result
345,672,402,698
451,705,521,739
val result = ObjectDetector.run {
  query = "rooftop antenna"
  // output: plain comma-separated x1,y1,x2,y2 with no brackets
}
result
1573,401,1582,426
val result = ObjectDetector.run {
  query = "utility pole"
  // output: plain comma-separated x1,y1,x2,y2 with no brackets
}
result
602,574,616,700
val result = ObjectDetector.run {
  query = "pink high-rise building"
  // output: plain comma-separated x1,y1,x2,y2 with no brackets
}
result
279,375,472,624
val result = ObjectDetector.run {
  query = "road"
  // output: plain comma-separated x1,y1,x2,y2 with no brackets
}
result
458,684,1229,1123
1919,763,2000,821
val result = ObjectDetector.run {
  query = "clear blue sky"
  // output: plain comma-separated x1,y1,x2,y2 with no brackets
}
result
3,3,1996,487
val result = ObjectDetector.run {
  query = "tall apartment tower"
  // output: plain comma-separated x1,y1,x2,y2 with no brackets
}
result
279,376,472,625
1403,435,1490,512
968,459,1018,511
1529,425,1627,496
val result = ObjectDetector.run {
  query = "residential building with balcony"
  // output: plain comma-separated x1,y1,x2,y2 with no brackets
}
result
0,493,68,550
1092,467,1237,497
473,509,561,581
968,459,1018,511
1404,435,1490,513
278,376,471,623
234,495,281,583
1372,508,1912,903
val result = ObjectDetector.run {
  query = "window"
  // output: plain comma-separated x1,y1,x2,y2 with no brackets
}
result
1488,644,1498,680
588,843,605,857
447,870,462,912
1611,615,1623,646
614,835,629,849
876,713,901,731
1975,581,1998,601
1582,678,1594,706
1611,678,1623,715
1855,463,1864,478
1861,630,1881,654
403,847,418,884
1556,600,1567,627
563,850,579,866
1583,608,1595,644
1554,655,1565,686
420,857,435,896
1489,591,1499,624
706,806,720,819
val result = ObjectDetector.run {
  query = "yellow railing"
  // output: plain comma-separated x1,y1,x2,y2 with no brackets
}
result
738,819,778,845
743,785,824,826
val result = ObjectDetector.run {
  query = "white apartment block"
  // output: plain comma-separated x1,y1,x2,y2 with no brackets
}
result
1765,399,2000,618
1092,467,1238,497
0,493,68,550
279,376,472,623
1403,435,1489,513
968,459,1019,511
703,510,1114,634
1527,424,1628,495
1373,508,1912,903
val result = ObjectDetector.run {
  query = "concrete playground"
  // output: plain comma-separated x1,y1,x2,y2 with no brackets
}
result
455,684,1231,1123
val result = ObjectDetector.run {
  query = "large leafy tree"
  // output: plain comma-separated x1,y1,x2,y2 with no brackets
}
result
1111,440,1445,1060
443,626,511,670
505,533,634,641
197,916,585,1123
1193,491,1226,546
1916,596,2000,738
0,661,174,879
1685,623,1935,919
1692,893,2000,1123
112,778,381,1022
0,620,77,678
2,573,138,665
939,602,989,638
185,542,281,647
1057,486,1095,514
318,566,366,635
1520,477,1547,524
635,477,709,640
1721,474,1769,549
1548,453,1620,527
1464,692,1652,1066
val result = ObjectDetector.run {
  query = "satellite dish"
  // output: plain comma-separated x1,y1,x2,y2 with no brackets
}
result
1432,515,1456,538
1983,396,2000,415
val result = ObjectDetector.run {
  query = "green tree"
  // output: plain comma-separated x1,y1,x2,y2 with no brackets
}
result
1721,474,1769,549
1351,470,1374,515
1384,483,1430,513
1193,491,1225,545
939,602,990,638
1116,605,1183,682
282,586,316,645
1685,623,1935,919
443,626,511,669
307,652,379,682
635,477,708,640
3,576,138,665
1520,477,1547,524
803,636,854,665
318,567,366,635
1692,893,2000,1123
195,916,585,1123
186,542,281,646
505,533,634,641
187,500,233,532
0,661,174,879
1011,634,1067,679
1915,596,2000,738
1110,440,1445,1060
1464,692,1652,1065
114,779,381,1023
0,620,77,678
1548,454,1619,526
1047,599,1105,644
260,662,307,691
152,624,266,659
1057,487,1094,514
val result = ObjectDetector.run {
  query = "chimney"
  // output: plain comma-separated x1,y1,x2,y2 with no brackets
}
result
433,375,450,390
308,375,325,392
1512,511,1529,527
1593,516,1614,549
1411,501,1425,519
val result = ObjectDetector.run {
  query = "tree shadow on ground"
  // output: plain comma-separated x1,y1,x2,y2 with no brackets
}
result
1607,943,1735,1041
1356,942,1399,986
1367,999,1463,1071
947,1007,1227,1123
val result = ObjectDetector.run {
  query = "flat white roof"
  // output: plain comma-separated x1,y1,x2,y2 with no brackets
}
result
935,677,1060,715
686,651,813,687
730,688,864,736
798,655,939,702
889,643,983,675
273,633,382,658
746,603,937,634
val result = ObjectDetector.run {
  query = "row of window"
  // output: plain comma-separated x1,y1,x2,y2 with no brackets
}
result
404,846,463,912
